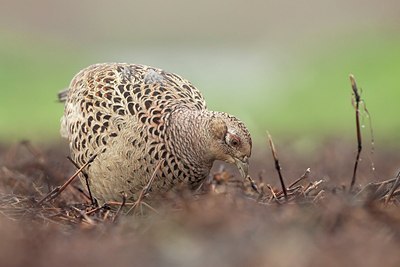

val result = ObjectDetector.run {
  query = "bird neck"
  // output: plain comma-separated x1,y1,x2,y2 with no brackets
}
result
165,108,215,172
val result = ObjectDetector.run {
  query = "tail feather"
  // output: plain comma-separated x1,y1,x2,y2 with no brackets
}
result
58,88,69,102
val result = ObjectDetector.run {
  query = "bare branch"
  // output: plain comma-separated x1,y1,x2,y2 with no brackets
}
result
349,74,362,191
289,168,311,189
126,159,164,215
385,172,400,205
68,156,96,206
267,132,288,199
112,193,127,223
37,154,97,205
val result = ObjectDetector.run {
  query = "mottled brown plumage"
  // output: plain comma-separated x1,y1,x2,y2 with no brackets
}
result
60,63,251,204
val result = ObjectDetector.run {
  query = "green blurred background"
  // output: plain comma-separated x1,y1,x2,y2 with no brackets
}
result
0,0,399,145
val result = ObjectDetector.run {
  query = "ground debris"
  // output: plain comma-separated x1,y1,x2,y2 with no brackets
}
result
1,141,400,267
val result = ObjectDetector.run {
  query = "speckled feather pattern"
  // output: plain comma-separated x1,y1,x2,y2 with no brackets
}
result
60,63,251,203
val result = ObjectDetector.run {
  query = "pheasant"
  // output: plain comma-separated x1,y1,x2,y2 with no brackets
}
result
59,63,252,204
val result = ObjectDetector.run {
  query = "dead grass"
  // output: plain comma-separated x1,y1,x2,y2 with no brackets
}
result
0,139,400,267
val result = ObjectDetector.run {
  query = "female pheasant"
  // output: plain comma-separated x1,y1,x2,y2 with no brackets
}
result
60,63,252,204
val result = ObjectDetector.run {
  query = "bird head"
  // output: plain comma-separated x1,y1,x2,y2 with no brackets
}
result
208,113,252,178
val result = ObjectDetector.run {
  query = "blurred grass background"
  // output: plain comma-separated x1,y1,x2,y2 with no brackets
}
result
0,0,399,145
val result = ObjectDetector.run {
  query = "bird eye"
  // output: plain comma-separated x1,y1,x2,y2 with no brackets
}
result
225,132,241,148
229,136,241,147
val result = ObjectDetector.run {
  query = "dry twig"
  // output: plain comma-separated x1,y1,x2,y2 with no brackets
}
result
112,193,127,223
266,184,281,204
71,206,96,226
67,156,96,206
289,168,311,189
37,154,97,205
304,180,324,196
126,159,164,215
267,132,288,199
349,74,362,191
385,172,400,205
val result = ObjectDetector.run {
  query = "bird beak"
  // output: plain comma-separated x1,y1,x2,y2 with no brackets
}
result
234,156,249,178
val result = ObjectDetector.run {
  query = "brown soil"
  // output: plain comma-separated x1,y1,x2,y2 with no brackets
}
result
0,140,399,267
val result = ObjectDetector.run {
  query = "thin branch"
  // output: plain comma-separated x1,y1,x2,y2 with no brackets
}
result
85,205,107,216
71,206,96,226
289,168,311,189
126,159,164,215
359,92,376,177
385,171,400,205
67,156,96,206
37,154,97,205
313,190,325,202
304,180,324,195
72,185,92,202
266,184,282,204
267,132,288,199
106,201,135,206
141,201,160,214
349,74,362,191
112,193,127,223
103,210,111,221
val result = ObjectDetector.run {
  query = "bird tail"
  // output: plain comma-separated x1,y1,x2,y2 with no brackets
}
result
58,88,69,102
